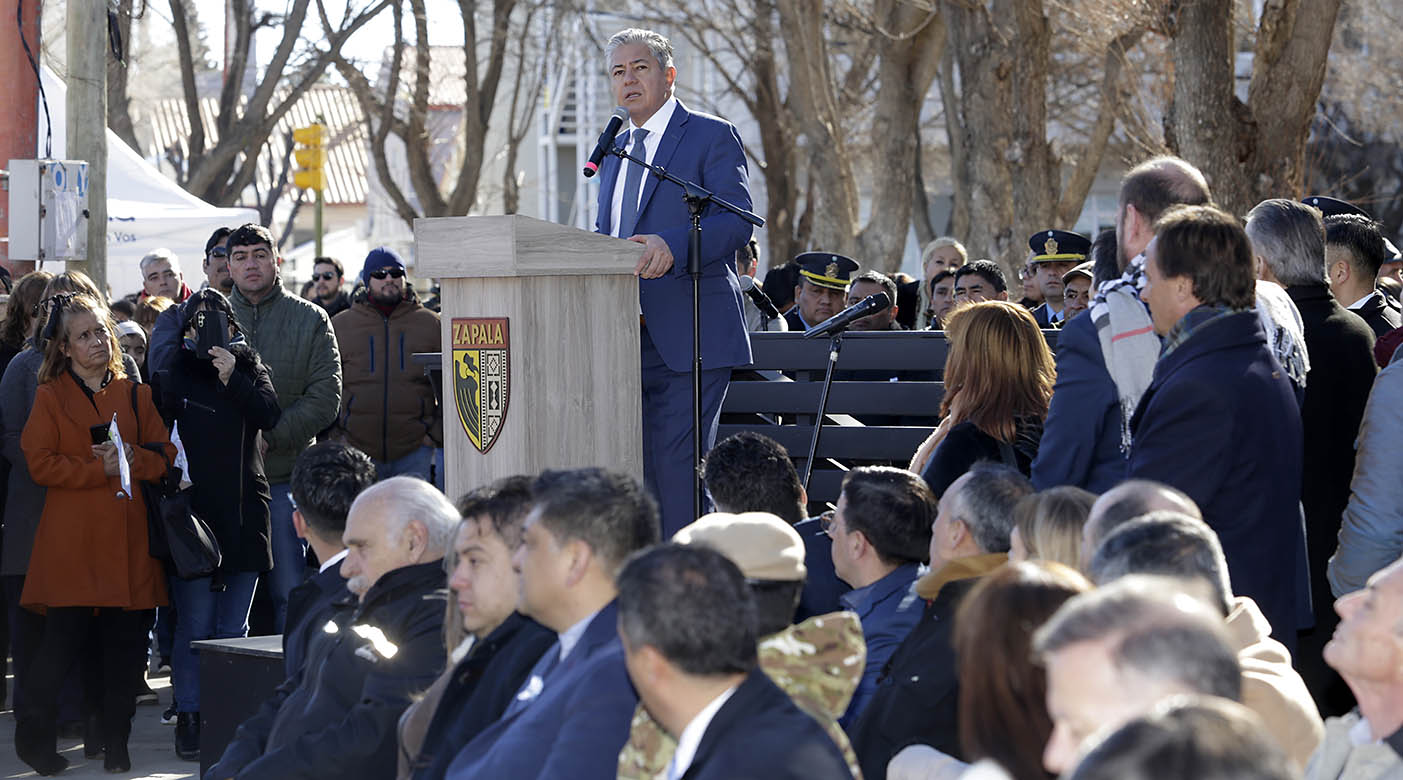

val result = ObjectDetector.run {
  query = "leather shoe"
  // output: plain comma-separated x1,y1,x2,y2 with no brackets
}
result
175,711,200,761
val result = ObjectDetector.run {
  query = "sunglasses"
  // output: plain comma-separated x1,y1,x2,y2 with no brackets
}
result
369,268,405,280
208,247,228,259
312,272,339,282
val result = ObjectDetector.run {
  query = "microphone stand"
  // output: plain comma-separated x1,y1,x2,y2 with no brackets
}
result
801,328,846,491
607,141,764,521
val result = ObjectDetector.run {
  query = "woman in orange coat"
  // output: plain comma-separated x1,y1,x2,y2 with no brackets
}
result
15,293,172,775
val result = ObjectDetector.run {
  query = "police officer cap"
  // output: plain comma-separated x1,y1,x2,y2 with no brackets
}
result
793,252,859,291
1028,229,1091,263
673,512,806,582
1302,195,1370,219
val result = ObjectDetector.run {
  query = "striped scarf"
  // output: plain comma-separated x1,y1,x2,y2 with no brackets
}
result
1089,254,1160,454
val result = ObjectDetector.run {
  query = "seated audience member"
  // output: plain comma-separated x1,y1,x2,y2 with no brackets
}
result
1305,555,1403,779
701,431,850,620
1088,512,1323,770
444,468,659,779
205,477,455,780
1324,214,1402,339
847,271,903,331
920,237,967,329
1009,486,1097,570
828,467,934,726
1028,230,1091,329
928,270,957,330
1328,351,1403,597
1079,479,1201,565
952,260,1009,304
1033,577,1244,774
849,462,1031,780
397,476,554,779
284,442,376,675
620,512,864,780
617,543,853,779
888,561,1092,780
1060,262,1095,323
786,252,860,331
1066,697,1297,780
911,301,1053,497
1018,254,1043,310
1131,204,1306,650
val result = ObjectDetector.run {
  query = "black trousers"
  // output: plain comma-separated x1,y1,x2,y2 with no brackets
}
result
3,575,85,721
19,606,151,748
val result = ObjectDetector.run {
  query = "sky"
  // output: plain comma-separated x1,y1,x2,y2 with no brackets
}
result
188,0,466,71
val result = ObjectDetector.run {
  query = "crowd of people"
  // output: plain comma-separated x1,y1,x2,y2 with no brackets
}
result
2,22,1403,780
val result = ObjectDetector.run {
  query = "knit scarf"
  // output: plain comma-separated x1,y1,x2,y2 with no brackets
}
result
1160,304,1243,360
1088,254,1160,454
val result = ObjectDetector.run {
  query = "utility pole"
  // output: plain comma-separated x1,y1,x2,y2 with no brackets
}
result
0,0,41,276
67,2,107,293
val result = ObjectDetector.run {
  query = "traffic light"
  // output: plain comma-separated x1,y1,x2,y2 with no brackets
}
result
292,124,327,192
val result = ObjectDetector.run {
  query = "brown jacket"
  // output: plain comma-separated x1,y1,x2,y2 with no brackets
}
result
20,372,172,609
332,295,442,462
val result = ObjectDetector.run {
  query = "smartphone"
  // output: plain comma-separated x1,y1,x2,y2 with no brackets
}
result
194,310,230,359
90,424,109,446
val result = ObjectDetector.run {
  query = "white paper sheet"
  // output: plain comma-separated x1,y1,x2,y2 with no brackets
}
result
109,413,132,499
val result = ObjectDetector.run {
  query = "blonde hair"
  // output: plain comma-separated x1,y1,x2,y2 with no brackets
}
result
134,296,175,333
1013,487,1097,570
940,300,1055,442
37,294,125,384
923,237,968,269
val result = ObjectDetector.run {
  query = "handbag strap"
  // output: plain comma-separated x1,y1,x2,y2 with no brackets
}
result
129,382,172,470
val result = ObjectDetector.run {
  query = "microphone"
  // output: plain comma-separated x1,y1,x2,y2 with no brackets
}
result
802,292,891,339
582,107,630,178
739,275,780,320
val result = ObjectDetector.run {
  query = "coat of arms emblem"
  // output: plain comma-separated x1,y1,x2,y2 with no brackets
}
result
452,318,510,453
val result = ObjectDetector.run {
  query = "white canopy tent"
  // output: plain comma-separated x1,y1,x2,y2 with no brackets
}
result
37,67,258,299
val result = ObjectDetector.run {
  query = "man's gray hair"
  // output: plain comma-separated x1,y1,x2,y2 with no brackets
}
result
605,28,674,71
1088,512,1234,617
1086,479,1201,555
1033,576,1242,702
949,461,1033,554
140,248,180,275
352,476,460,554
1245,198,1327,286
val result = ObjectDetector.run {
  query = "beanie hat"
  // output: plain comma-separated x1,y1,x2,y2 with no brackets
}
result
361,247,407,283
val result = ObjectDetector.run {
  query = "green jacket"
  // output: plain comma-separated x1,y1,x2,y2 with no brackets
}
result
230,280,342,482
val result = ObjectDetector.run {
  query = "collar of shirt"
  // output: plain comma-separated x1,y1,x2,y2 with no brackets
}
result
840,562,921,618
609,95,681,239
625,95,680,149
319,548,348,574
1049,305,1065,323
1347,290,1378,311
557,607,598,662
667,683,739,780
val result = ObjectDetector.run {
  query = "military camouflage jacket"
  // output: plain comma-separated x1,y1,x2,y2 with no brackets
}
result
617,611,867,779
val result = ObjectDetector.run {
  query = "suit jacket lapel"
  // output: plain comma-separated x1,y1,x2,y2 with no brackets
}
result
678,668,765,779
596,140,626,235
637,103,691,222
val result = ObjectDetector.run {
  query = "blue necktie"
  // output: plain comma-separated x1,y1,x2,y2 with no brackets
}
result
617,128,650,238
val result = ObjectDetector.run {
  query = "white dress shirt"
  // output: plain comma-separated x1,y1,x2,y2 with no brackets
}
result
1347,290,1378,311
665,683,739,780
609,96,681,238
318,548,348,574
556,608,595,662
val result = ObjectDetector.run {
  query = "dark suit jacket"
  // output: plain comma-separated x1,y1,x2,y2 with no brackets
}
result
594,101,753,373
1287,285,1376,626
1353,290,1403,340
1031,302,1055,329
1128,310,1306,643
1030,309,1128,493
679,668,852,780
849,576,980,780
282,560,350,677
444,600,639,780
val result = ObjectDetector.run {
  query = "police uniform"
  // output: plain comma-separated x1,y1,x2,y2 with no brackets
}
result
1027,229,1090,329
784,252,860,332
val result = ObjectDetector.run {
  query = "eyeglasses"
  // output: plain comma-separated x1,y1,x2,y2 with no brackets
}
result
312,272,339,282
819,511,839,538
208,247,228,259
369,268,405,280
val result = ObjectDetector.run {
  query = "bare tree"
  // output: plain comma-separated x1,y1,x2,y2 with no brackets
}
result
1165,0,1342,216
107,0,142,150
167,0,390,206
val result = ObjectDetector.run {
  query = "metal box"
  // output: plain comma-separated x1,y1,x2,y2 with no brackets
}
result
8,159,88,262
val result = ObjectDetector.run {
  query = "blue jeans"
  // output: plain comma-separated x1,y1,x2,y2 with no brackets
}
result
266,482,308,633
374,445,434,482
169,572,258,713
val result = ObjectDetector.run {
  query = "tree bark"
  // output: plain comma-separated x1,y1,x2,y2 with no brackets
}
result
107,0,139,150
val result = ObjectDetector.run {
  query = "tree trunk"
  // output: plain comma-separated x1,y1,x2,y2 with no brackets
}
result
107,0,139,150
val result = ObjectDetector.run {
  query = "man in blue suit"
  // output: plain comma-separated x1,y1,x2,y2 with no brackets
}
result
444,468,660,780
594,28,753,537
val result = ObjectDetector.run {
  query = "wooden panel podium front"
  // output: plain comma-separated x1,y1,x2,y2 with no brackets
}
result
416,215,646,501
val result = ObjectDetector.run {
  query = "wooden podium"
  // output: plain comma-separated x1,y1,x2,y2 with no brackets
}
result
416,215,646,501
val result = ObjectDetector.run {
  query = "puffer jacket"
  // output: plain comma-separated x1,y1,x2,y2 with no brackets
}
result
617,611,868,780
331,288,442,463
209,560,448,780
230,281,342,483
